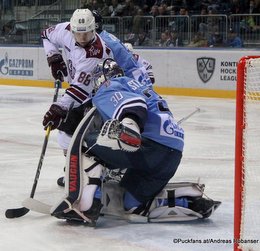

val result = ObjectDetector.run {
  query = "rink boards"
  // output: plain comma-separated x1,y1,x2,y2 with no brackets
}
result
0,46,259,98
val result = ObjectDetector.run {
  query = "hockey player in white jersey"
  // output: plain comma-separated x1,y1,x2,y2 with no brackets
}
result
50,59,221,226
41,9,112,185
41,9,111,109
124,42,155,84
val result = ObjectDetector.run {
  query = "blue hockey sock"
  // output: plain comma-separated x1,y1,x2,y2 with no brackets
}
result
94,187,102,199
123,191,142,211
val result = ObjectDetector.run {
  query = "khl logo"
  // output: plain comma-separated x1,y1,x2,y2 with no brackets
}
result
197,57,215,83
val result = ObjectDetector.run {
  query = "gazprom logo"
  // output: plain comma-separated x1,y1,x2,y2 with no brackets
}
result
0,52,8,75
0,52,34,76
197,57,215,83
160,114,184,140
163,117,175,135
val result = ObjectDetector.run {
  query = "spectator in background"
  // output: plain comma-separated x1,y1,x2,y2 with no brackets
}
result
171,31,183,46
207,31,224,47
134,31,153,46
158,2,169,15
149,4,159,17
122,0,139,16
246,0,260,31
229,0,248,14
249,0,260,13
158,30,173,47
132,8,144,35
108,0,124,16
1,20,14,36
187,32,208,47
174,6,189,40
196,7,208,36
225,28,243,48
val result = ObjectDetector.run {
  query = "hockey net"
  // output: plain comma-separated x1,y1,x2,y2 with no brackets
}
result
234,56,260,251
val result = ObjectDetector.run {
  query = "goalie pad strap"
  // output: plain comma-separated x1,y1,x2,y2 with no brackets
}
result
167,190,175,208
88,177,101,186
84,161,100,173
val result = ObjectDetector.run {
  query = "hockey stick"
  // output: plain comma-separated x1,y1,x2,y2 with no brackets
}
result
177,107,200,125
5,80,61,219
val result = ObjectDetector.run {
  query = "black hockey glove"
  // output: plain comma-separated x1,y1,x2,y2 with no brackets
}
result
58,100,93,135
43,104,68,130
47,54,68,81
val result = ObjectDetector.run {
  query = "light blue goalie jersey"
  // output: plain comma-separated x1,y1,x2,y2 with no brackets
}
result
92,76,184,152
99,30,152,86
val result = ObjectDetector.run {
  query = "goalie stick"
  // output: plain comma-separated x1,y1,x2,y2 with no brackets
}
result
177,107,200,125
5,80,62,219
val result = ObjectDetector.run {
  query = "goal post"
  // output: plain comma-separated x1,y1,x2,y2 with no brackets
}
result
234,56,260,251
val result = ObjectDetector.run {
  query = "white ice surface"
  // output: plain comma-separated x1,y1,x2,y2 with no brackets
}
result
0,85,256,251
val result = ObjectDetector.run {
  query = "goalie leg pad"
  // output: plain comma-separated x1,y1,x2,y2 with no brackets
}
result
100,181,221,223
51,107,104,225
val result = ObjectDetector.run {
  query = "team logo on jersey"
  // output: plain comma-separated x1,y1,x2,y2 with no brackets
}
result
67,60,75,79
197,57,215,83
160,114,184,140
0,52,34,76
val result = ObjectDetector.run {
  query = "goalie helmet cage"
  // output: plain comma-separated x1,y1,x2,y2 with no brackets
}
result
234,56,260,251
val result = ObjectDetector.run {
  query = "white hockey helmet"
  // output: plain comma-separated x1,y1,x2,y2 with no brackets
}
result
70,9,95,33
124,43,134,53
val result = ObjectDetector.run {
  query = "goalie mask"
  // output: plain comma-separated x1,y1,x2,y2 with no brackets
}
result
102,58,124,81
92,58,124,91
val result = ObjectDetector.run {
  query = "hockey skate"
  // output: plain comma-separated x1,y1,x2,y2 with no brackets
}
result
57,165,66,187
147,196,221,222
51,197,103,227
188,197,221,219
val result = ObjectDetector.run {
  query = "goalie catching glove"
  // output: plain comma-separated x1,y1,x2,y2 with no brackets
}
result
96,118,141,152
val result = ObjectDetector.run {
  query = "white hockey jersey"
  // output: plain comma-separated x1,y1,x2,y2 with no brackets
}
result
41,22,112,108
